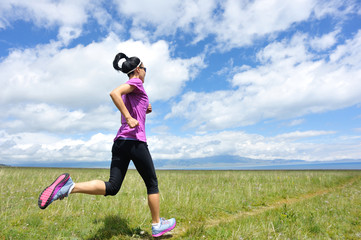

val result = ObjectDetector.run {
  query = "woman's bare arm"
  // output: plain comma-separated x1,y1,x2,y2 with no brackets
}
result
109,84,139,128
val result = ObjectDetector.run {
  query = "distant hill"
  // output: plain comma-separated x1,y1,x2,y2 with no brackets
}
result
5,156,361,170
153,155,361,170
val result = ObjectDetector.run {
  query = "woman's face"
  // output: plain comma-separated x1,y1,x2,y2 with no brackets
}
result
137,63,146,82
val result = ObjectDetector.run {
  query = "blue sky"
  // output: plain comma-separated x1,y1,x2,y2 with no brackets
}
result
1,0,361,166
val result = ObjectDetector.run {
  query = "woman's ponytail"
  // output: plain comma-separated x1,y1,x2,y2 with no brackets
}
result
113,53,129,72
113,52,141,76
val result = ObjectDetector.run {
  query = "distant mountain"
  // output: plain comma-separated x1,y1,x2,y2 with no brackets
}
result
153,155,361,170
5,156,361,169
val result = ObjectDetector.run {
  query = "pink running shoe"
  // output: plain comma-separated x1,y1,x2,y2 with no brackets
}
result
38,173,70,209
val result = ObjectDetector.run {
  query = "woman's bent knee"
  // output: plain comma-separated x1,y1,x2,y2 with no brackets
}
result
104,181,121,196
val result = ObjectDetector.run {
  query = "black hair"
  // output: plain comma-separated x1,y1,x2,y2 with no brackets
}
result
113,53,141,76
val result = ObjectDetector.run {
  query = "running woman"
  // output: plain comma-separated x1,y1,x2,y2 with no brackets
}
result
38,53,176,238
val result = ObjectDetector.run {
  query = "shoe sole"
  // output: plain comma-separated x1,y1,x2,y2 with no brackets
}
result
152,220,176,237
38,173,70,210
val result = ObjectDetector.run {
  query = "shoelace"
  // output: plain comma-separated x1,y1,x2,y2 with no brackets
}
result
160,218,170,225
57,192,68,201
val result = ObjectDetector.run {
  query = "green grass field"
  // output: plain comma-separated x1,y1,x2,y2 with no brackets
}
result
1,167,360,239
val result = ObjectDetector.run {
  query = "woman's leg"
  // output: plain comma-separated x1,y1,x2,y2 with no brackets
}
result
72,140,131,196
71,180,106,195
148,193,160,223
131,142,160,223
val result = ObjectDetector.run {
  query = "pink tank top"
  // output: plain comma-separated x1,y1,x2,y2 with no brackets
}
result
114,78,149,142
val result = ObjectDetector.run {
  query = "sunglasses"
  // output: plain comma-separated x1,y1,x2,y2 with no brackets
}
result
139,66,147,72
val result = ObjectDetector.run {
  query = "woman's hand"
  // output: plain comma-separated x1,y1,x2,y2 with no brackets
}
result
126,116,139,128
146,103,152,114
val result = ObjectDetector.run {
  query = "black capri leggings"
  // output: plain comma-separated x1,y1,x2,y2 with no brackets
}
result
104,139,159,196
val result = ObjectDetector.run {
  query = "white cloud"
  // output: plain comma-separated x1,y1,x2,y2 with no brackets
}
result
166,31,361,130
288,119,305,127
0,130,113,164
0,35,204,107
310,29,340,51
0,35,118,108
273,130,336,140
0,34,204,134
330,30,361,65
1,0,356,50
1,128,359,165
113,0,217,39
0,0,123,45
1,103,118,134
1,0,357,49
114,40,206,101
147,130,359,161
0,0,93,44
313,0,359,19
58,26,82,46
111,0,356,50
212,0,315,49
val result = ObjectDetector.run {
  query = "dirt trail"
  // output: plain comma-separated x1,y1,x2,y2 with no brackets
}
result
173,175,360,237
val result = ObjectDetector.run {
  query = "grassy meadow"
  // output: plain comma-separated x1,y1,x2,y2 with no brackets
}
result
1,167,360,239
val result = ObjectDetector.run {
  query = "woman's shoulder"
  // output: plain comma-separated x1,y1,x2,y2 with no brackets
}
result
126,78,143,85
126,78,146,93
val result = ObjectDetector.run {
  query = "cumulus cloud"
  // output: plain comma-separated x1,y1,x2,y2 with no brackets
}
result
1,128,359,165
1,103,118,134
0,35,118,108
310,29,340,51
0,34,204,105
0,130,113,164
166,31,361,130
0,0,94,44
0,0,85,27
0,22,205,162
114,40,206,101
1,0,357,48
0,33,204,135
147,130,359,161
112,0,358,50
0,0,125,45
